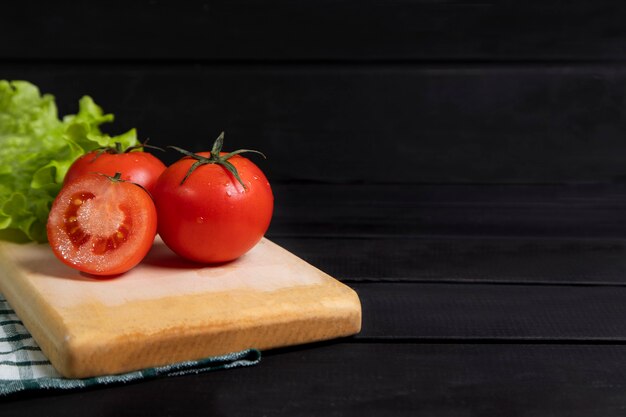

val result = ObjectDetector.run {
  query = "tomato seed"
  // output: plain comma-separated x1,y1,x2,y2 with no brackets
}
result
64,192,96,249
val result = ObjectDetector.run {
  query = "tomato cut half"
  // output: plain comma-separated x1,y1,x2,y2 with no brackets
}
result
47,173,157,276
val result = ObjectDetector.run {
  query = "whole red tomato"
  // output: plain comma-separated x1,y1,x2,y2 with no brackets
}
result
64,143,166,194
47,172,158,276
152,132,273,263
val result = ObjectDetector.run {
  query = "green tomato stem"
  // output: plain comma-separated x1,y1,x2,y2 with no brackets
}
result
168,131,266,189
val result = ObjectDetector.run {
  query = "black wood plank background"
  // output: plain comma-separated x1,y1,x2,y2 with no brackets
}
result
3,1,626,416
7,343,626,417
4,1,626,62
3,64,626,183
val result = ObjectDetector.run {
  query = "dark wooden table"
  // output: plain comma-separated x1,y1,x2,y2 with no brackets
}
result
5,1,626,415
4,183,626,416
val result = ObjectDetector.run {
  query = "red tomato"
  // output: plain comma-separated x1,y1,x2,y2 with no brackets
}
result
64,149,166,194
152,136,273,263
47,173,157,276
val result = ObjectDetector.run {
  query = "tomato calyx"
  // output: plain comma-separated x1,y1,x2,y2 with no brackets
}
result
105,172,125,182
90,139,164,161
96,171,154,198
168,131,266,189
123,139,165,154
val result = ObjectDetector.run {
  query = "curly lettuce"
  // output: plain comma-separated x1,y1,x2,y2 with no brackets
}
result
0,80,138,243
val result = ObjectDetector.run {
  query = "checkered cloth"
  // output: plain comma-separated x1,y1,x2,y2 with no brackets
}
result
0,294,261,395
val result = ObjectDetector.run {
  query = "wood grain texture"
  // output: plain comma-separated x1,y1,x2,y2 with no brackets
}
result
0,238,361,378
3,1,626,61
354,283,626,340
3,64,626,183
272,236,626,285
268,183,626,238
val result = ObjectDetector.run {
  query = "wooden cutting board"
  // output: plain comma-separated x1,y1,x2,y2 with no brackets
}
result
0,238,361,378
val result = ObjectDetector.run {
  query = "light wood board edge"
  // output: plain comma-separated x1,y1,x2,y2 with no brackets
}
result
0,241,362,378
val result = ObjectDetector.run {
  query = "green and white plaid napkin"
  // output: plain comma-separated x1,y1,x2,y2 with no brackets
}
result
0,293,261,396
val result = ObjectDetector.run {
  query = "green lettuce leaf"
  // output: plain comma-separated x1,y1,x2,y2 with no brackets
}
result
0,80,138,243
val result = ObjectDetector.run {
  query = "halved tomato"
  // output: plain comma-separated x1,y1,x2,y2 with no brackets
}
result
47,173,157,276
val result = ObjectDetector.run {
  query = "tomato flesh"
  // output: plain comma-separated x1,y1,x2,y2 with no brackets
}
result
48,173,157,276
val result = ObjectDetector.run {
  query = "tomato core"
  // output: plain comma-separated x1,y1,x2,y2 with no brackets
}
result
63,191,133,254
